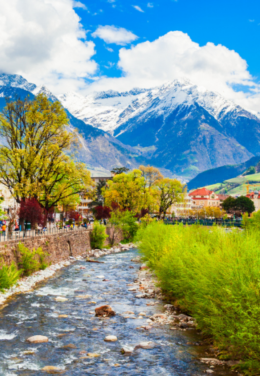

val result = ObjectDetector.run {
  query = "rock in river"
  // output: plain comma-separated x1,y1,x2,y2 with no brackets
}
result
121,346,134,355
135,341,156,350
55,297,68,302
104,335,118,342
95,305,116,317
27,335,49,344
42,365,64,374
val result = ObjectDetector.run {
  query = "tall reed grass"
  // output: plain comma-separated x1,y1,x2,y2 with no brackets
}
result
136,222,260,374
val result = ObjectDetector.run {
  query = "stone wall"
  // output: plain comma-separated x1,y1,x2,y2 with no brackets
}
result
0,229,91,267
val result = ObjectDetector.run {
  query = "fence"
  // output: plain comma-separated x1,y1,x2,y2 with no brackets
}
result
0,225,90,243
165,218,243,228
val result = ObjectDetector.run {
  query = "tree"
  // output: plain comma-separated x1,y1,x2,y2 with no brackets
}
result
93,205,111,220
89,180,107,209
222,197,237,212
235,196,255,214
0,94,93,223
104,169,156,214
19,198,45,229
155,178,184,219
139,165,163,188
68,210,81,222
111,167,129,175
197,207,226,219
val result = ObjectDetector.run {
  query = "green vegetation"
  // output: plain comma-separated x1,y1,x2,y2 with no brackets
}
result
188,156,260,191
90,222,108,249
222,196,255,214
0,263,22,292
136,222,260,374
17,243,49,276
203,172,260,196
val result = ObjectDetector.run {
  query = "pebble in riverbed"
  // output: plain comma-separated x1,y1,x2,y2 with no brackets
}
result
27,335,49,343
104,335,118,342
42,366,64,374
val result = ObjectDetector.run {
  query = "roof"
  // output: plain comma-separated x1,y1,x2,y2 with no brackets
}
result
189,188,214,197
247,192,260,199
218,194,230,201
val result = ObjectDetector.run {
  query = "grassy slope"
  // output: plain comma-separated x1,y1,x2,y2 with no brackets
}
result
205,173,260,195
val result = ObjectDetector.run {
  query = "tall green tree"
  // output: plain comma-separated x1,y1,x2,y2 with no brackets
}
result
155,178,184,218
0,94,92,218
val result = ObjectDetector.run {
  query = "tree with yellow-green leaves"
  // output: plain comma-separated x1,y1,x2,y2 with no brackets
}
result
139,165,163,188
0,94,93,221
155,178,185,219
104,169,157,214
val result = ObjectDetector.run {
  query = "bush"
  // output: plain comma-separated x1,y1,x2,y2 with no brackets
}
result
136,222,260,374
109,210,138,243
90,222,108,249
0,262,22,292
17,243,49,276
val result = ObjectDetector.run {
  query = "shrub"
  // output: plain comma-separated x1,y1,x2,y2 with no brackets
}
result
136,222,260,374
109,210,138,243
0,262,22,292
17,243,49,276
90,222,108,249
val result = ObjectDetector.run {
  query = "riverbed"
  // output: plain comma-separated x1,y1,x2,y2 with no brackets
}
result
0,249,236,375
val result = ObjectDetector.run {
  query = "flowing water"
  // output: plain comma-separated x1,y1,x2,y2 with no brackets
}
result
0,249,236,376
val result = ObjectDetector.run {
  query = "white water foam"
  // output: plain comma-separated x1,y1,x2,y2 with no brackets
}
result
0,330,17,340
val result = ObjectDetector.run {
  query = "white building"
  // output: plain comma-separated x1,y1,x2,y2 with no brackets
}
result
0,184,17,213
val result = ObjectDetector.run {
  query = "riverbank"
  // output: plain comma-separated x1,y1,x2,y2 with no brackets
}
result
136,222,260,374
134,258,239,374
0,243,134,309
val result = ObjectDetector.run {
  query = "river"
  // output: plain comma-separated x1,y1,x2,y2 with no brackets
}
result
0,249,236,375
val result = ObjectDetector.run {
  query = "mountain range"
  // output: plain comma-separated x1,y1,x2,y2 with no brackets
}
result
1,73,260,180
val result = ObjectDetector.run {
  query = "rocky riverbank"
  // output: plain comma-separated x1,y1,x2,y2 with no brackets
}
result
133,257,240,375
0,243,135,309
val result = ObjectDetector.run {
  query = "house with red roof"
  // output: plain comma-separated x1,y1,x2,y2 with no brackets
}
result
189,188,221,208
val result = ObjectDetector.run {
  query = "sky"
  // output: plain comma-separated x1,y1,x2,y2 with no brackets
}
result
0,0,259,112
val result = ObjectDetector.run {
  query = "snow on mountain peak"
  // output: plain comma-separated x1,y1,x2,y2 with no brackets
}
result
58,78,245,134
0,73,36,92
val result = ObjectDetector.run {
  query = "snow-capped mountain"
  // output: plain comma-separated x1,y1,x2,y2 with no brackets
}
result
1,73,260,179
58,79,249,135
59,79,260,178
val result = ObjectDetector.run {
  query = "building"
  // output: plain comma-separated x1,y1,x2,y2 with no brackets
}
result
0,184,17,214
246,192,260,212
189,188,221,208
169,194,200,217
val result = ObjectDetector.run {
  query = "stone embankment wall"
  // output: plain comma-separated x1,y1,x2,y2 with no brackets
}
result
0,230,91,267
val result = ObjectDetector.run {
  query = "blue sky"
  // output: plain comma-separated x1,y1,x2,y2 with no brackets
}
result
79,0,260,80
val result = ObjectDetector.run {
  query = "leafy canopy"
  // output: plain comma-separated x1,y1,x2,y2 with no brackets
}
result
0,94,93,211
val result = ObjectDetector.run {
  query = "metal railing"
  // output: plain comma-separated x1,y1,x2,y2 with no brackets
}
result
165,219,242,228
0,225,90,243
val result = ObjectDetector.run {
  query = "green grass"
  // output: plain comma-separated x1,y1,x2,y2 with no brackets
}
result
205,183,222,190
135,222,260,375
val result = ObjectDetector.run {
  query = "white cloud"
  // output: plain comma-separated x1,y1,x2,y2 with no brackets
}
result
249,19,255,22
0,0,97,93
89,31,260,113
73,1,87,9
106,47,114,52
147,3,154,7
132,5,144,12
92,25,138,45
